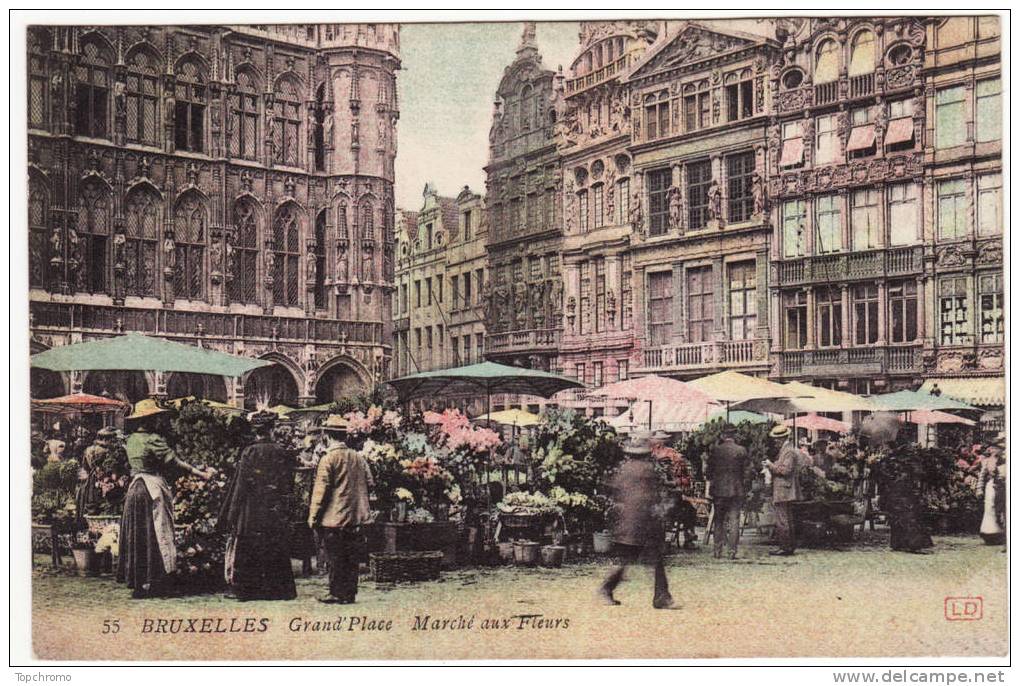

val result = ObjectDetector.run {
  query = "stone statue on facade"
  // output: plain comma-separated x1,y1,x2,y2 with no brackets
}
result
113,232,126,268
667,185,684,233
629,191,643,234
707,180,722,222
163,233,176,275
113,81,127,117
305,248,317,286
752,172,766,217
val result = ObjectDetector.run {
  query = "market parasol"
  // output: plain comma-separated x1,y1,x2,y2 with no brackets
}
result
690,371,804,403
869,389,978,413
609,396,721,434
168,396,245,415
782,381,879,413
698,409,769,427
382,361,583,406
31,333,272,377
473,408,541,427
903,409,976,427
590,374,718,430
782,414,850,434
31,392,129,414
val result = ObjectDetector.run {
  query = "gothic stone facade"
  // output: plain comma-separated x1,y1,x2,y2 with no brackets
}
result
27,24,400,408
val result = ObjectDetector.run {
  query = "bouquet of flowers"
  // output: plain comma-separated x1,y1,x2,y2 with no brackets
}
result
497,490,561,516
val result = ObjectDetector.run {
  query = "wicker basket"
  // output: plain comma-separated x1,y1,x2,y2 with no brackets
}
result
369,551,443,583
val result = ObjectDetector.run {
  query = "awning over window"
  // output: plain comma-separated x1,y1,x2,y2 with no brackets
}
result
846,124,876,151
779,137,804,167
920,377,1005,407
885,117,915,145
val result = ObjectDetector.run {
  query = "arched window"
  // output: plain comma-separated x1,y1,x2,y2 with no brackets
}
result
230,69,259,160
75,180,111,293
28,176,49,289
313,210,327,309
125,50,160,145
848,31,876,76
27,29,49,128
174,60,205,152
74,40,111,138
520,85,533,131
123,186,160,297
313,83,326,171
273,204,301,306
814,39,840,84
337,201,348,237
230,199,259,303
360,202,375,281
274,77,302,167
173,193,206,300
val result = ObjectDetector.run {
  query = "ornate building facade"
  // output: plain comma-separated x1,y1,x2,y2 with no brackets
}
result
625,22,776,385
482,23,565,382
27,24,400,408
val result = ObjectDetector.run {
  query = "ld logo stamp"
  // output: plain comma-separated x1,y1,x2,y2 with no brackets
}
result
945,597,983,621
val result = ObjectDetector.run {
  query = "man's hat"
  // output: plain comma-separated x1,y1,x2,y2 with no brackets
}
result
651,430,671,441
624,429,654,455
769,425,791,439
320,414,350,435
96,426,118,440
126,398,170,421
247,410,278,431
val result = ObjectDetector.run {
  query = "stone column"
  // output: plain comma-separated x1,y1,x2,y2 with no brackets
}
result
672,263,686,342
755,249,770,340
840,285,851,349
805,287,816,349
606,254,622,330
877,281,888,345
712,256,727,341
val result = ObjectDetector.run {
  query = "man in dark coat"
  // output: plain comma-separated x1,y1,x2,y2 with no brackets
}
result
597,430,675,609
218,411,297,601
707,427,749,559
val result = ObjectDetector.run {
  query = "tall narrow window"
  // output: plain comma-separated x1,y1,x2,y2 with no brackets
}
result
579,261,592,334
361,203,375,281
595,258,607,333
123,188,160,297
273,204,301,307
592,184,604,229
615,178,630,225
783,290,808,349
274,78,302,167
230,200,259,304
592,361,604,388
621,254,633,330
939,276,970,345
814,39,839,83
977,173,1002,236
28,177,49,289
725,75,754,121
779,121,805,168
520,85,533,132
313,210,327,309
683,82,711,131
462,210,472,240
125,50,159,146
814,113,838,165
74,41,110,138
76,181,111,294
687,161,712,230
173,194,206,300
853,284,879,345
728,261,757,340
888,280,918,343
313,84,326,171
782,199,806,258
937,179,967,239
976,78,1002,143
644,91,670,139
816,286,842,347
935,86,966,149
888,183,919,245
463,271,473,305
848,31,875,75
815,194,842,253
978,273,1004,344
231,70,259,160
687,266,714,343
726,151,755,223
174,61,205,153
851,189,880,250
27,31,48,128
647,168,670,236
647,271,673,346
577,191,589,233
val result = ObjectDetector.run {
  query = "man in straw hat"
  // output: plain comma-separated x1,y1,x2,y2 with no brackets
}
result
764,424,803,557
308,415,374,604
597,430,676,609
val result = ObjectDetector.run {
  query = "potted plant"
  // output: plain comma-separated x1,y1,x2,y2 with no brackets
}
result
71,531,100,576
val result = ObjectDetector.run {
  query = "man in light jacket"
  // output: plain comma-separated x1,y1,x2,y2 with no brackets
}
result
764,425,803,557
307,421,374,604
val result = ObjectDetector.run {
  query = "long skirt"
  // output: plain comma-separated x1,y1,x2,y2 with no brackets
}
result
117,479,173,597
225,534,297,601
980,480,1005,545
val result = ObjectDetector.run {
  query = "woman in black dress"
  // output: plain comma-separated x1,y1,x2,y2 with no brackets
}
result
218,411,297,601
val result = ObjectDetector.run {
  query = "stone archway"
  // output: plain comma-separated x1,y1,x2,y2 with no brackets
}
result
243,364,300,410
83,370,150,404
30,368,67,399
314,359,369,404
166,372,229,403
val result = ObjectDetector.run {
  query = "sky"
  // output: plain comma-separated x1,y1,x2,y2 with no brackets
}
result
394,21,580,211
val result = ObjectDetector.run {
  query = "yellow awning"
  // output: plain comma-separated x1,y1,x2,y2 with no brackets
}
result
920,377,1005,407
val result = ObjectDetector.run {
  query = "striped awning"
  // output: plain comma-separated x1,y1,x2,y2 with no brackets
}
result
920,377,1006,407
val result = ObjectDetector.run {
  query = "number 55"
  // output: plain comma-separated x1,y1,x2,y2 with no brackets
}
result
102,619,121,634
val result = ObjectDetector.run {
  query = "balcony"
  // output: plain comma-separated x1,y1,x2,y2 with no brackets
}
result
814,81,839,106
778,344,922,378
486,327,560,355
848,73,874,98
639,338,769,374
777,67,918,115
29,302,383,346
566,54,631,94
776,246,923,287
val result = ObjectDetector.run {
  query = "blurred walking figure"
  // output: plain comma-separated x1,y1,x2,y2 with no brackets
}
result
218,411,297,601
765,424,803,557
598,430,675,609
707,427,749,559
308,419,374,604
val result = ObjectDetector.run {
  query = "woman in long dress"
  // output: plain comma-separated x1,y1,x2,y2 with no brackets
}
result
118,407,213,599
218,411,297,601
978,435,1006,545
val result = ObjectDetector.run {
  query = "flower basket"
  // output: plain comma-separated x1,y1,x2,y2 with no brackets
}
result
592,531,613,554
71,546,101,576
540,545,565,568
513,540,541,566
369,551,443,583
